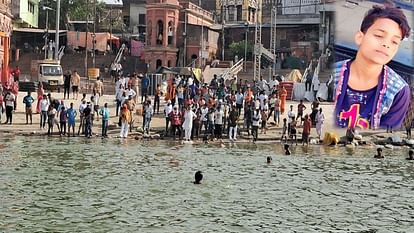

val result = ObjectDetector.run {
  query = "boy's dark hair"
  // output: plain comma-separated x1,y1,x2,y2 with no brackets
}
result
360,5,411,39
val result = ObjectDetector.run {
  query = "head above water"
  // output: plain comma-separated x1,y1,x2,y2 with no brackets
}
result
194,171,203,184
266,156,272,163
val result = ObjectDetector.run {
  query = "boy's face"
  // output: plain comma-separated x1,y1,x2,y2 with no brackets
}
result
355,18,402,65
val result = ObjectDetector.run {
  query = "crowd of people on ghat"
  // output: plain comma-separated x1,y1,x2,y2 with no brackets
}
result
0,67,330,144
0,69,107,138
155,73,326,144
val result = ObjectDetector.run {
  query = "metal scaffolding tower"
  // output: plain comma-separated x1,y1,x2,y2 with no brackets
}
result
269,6,277,80
253,4,262,82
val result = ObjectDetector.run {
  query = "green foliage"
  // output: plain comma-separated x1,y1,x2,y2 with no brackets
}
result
38,0,106,30
229,41,253,58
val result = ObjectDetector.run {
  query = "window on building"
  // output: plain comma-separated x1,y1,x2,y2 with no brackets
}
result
157,20,164,45
28,1,35,14
147,21,152,45
167,21,173,46
228,6,235,21
156,59,162,69
236,5,242,21
123,16,130,27
139,14,146,25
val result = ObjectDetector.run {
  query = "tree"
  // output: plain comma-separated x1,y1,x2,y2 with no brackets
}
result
229,41,253,60
38,0,106,30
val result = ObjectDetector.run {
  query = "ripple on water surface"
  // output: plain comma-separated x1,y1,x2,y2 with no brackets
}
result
1,136,414,232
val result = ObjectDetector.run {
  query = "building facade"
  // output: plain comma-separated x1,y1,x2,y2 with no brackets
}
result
216,0,262,24
144,0,181,72
220,0,333,65
1,0,13,81
177,0,219,67
12,0,39,28
0,0,12,34
143,0,219,71
123,0,146,34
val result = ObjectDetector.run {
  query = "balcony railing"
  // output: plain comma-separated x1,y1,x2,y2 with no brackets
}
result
280,0,321,15
186,1,214,20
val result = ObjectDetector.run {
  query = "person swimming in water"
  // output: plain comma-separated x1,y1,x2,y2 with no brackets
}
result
374,148,384,159
284,144,291,155
406,150,414,160
266,156,272,164
194,171,203,184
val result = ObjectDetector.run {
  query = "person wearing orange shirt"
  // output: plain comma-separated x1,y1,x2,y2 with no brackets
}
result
208,96,216,109
279,86,287,115
154,84,161,114
167,83,177,106
244,87,253,105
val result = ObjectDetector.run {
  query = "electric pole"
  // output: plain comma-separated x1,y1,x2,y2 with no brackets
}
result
85,0,89,78
54,0,60,60
93,0,96,68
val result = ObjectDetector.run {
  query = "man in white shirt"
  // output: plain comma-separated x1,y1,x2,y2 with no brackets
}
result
214,105,224,139
115,77,125,95
235,89,244,116
258,92,268,110
269,76,279,90
115,90,125,116
78,100,88,135
200,104,209,134
127,87,137,99
164,100,173,135
258,76,268,91
4,91,15,124
287,105,296,135
39,94,50,128
312,71,320,101
252,107,262,143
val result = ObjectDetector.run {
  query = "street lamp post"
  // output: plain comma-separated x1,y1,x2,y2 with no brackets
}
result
244,21,248,71
54,0,60,60
85,0,89,78
42,5,55,59
92,0,97,68
109,5,113,61
221,1,225,60
43,6,50,59
200,1,204,68
183,10,187,66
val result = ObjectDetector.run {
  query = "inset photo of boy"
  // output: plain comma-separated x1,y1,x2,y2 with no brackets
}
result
334,0,413,130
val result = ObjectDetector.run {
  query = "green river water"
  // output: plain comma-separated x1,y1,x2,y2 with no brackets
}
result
1,135,413,232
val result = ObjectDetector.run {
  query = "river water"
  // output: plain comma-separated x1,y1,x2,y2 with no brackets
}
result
1,135,414,232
